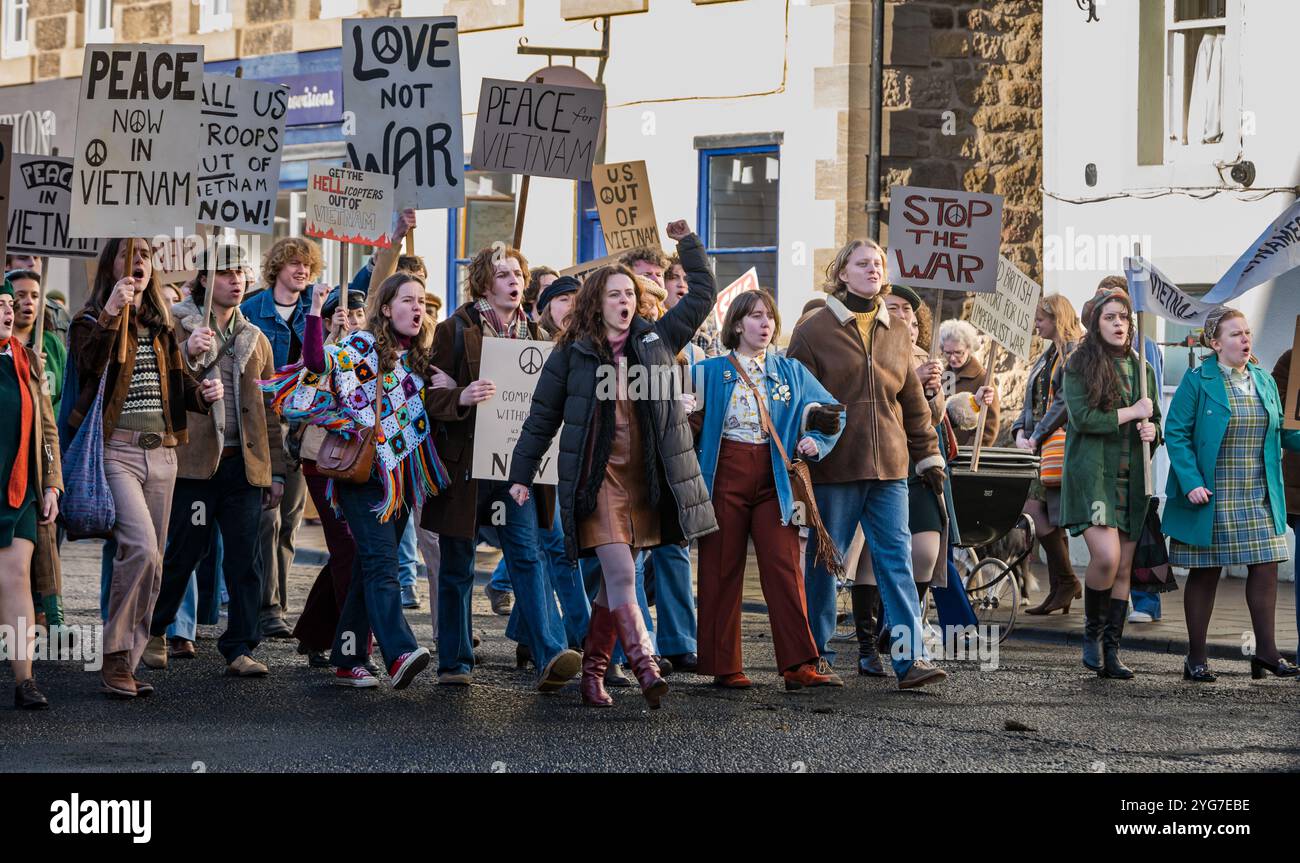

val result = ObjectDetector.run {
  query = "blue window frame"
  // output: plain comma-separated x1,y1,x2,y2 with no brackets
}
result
697,144,780,295
576,180,607,263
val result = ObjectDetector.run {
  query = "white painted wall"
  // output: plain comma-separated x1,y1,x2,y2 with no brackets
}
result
401,0,839,329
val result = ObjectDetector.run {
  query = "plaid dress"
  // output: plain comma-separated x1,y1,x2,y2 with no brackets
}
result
1170,370,1290,567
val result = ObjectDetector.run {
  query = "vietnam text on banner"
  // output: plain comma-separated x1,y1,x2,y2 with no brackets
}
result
1201,199,1300,305
1124,256,1219,326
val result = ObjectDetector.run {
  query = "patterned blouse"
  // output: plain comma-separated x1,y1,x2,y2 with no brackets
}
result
723,351,770,444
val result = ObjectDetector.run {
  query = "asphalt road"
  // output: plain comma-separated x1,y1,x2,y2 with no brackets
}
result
5,554,1300,772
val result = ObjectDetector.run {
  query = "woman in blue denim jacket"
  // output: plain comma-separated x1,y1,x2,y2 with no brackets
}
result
692,290,846,690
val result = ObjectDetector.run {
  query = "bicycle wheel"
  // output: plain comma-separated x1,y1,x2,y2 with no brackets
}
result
963,557,1019,643
831,575,857,642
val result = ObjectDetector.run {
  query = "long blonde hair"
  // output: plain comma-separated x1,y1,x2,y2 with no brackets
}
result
366,273,434,376
1037,293,1082,355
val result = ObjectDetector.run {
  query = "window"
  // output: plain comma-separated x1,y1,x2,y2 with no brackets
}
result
2,0,29,59
698,145,780,295
85,0,113,43
446,170,517,312
198,0,233,34
319,0,360,19
576,181,606,263
1166,0,1226,148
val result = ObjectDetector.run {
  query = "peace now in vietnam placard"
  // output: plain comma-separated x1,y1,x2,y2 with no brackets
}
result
473,338,560,486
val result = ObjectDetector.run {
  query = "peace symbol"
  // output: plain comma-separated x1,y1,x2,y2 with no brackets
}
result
519,347,543,375
129,113,146,134
374,27,402,64
85,139,108,167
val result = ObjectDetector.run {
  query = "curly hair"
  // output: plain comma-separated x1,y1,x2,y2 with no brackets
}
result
1066,290,1133,411
619,246,668,272
261,237,323,291
915,301,933,353
466,245,529,301
365,273,435,379
557,265,641,359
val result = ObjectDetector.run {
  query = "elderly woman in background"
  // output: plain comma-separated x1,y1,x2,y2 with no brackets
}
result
940,319,1000,448
1014,294,1084,615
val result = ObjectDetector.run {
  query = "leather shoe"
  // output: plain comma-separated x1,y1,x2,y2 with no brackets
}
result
261,617,293,639
226,655,269,677
168,637,196,659
713,672,753,689
14,678,49,710
605,663,635,687
664,652,698,672
897,659,948,690
141,635,167,670
132,676,154,697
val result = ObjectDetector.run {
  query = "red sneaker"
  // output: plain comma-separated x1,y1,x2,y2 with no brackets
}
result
388,647,431,690
333,666,379,688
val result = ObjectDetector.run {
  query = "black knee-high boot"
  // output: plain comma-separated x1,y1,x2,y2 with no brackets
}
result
1100,597,1135,679
1082,588,1107,672
850,585,886,677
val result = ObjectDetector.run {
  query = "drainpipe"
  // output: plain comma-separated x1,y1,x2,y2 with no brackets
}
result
866,0,885,241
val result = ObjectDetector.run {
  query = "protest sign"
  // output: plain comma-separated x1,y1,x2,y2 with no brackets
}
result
70,44,204,237
1123,256,1218,326
559,252,621,282
593,160,659,253
473,338,559,485
888,186,1002,293
470,78,604,181
0,124,11,263
305,164,396,247
969,256,1042,361
1284,317,1300,431
712,267,760,330
343,16,464,210
198,75,288,233
7,154,101,258
1202,199,1300,305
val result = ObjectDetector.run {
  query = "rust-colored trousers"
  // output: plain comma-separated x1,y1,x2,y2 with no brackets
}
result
697,439,819,676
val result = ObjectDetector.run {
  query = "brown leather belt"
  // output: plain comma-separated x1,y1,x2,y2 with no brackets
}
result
108,429,173,450
220,446,241,460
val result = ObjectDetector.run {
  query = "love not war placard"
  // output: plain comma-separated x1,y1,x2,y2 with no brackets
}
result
70,44,204,238
343,16,464,210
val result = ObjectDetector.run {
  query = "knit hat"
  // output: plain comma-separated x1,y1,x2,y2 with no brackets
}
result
889,284,922,311
322,286,367,319
536,275,580,313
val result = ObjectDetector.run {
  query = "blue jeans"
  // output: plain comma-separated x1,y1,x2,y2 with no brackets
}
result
506,508,591,650
100,540,115,623
806,479,925,676
438,481,566,676
167,575,198,642
489,558,513,593
648,544,696,656
399,517,419,590
331,480,419,670
1130,588,1161,619
581,552,656,664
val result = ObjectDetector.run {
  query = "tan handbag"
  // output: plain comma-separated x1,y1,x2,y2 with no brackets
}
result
728,355,845,577
315,374,383,484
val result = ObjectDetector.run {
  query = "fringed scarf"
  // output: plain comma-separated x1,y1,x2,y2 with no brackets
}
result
475,298,529,340
1,340,33,508
262,330,448,522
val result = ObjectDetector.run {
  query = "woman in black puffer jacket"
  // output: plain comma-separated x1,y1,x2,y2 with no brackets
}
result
509,221,717,710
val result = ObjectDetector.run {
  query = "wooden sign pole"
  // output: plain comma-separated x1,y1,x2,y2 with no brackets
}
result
116,237,134,364
201,225,216,331
512,176,531,250
925,291,945,400
970,339,998,471
1133,241,1153,495
405,227,414,257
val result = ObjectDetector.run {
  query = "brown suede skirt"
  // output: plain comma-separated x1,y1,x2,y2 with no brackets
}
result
579,397,661,550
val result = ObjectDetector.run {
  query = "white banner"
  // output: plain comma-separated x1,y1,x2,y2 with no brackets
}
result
7,154,101,258
1124,256,1219,326
473,338,559,485
1201,199,1300,305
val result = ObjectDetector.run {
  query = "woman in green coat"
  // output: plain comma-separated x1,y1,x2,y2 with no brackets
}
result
1163,308,1300,683
1060,291,1160,680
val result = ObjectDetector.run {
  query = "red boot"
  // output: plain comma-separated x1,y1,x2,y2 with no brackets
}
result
610,603,668,709
582,603,617,707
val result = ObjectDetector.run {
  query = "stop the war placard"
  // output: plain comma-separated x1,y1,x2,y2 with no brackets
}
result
888,185,1003,293
7,154,101,259
199,75,288,233
471,78,604,181
473,338,560,485
305,164,395,247
969,256,1042,361
343,16,464,210
70,44,204,238
593,160,659,253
